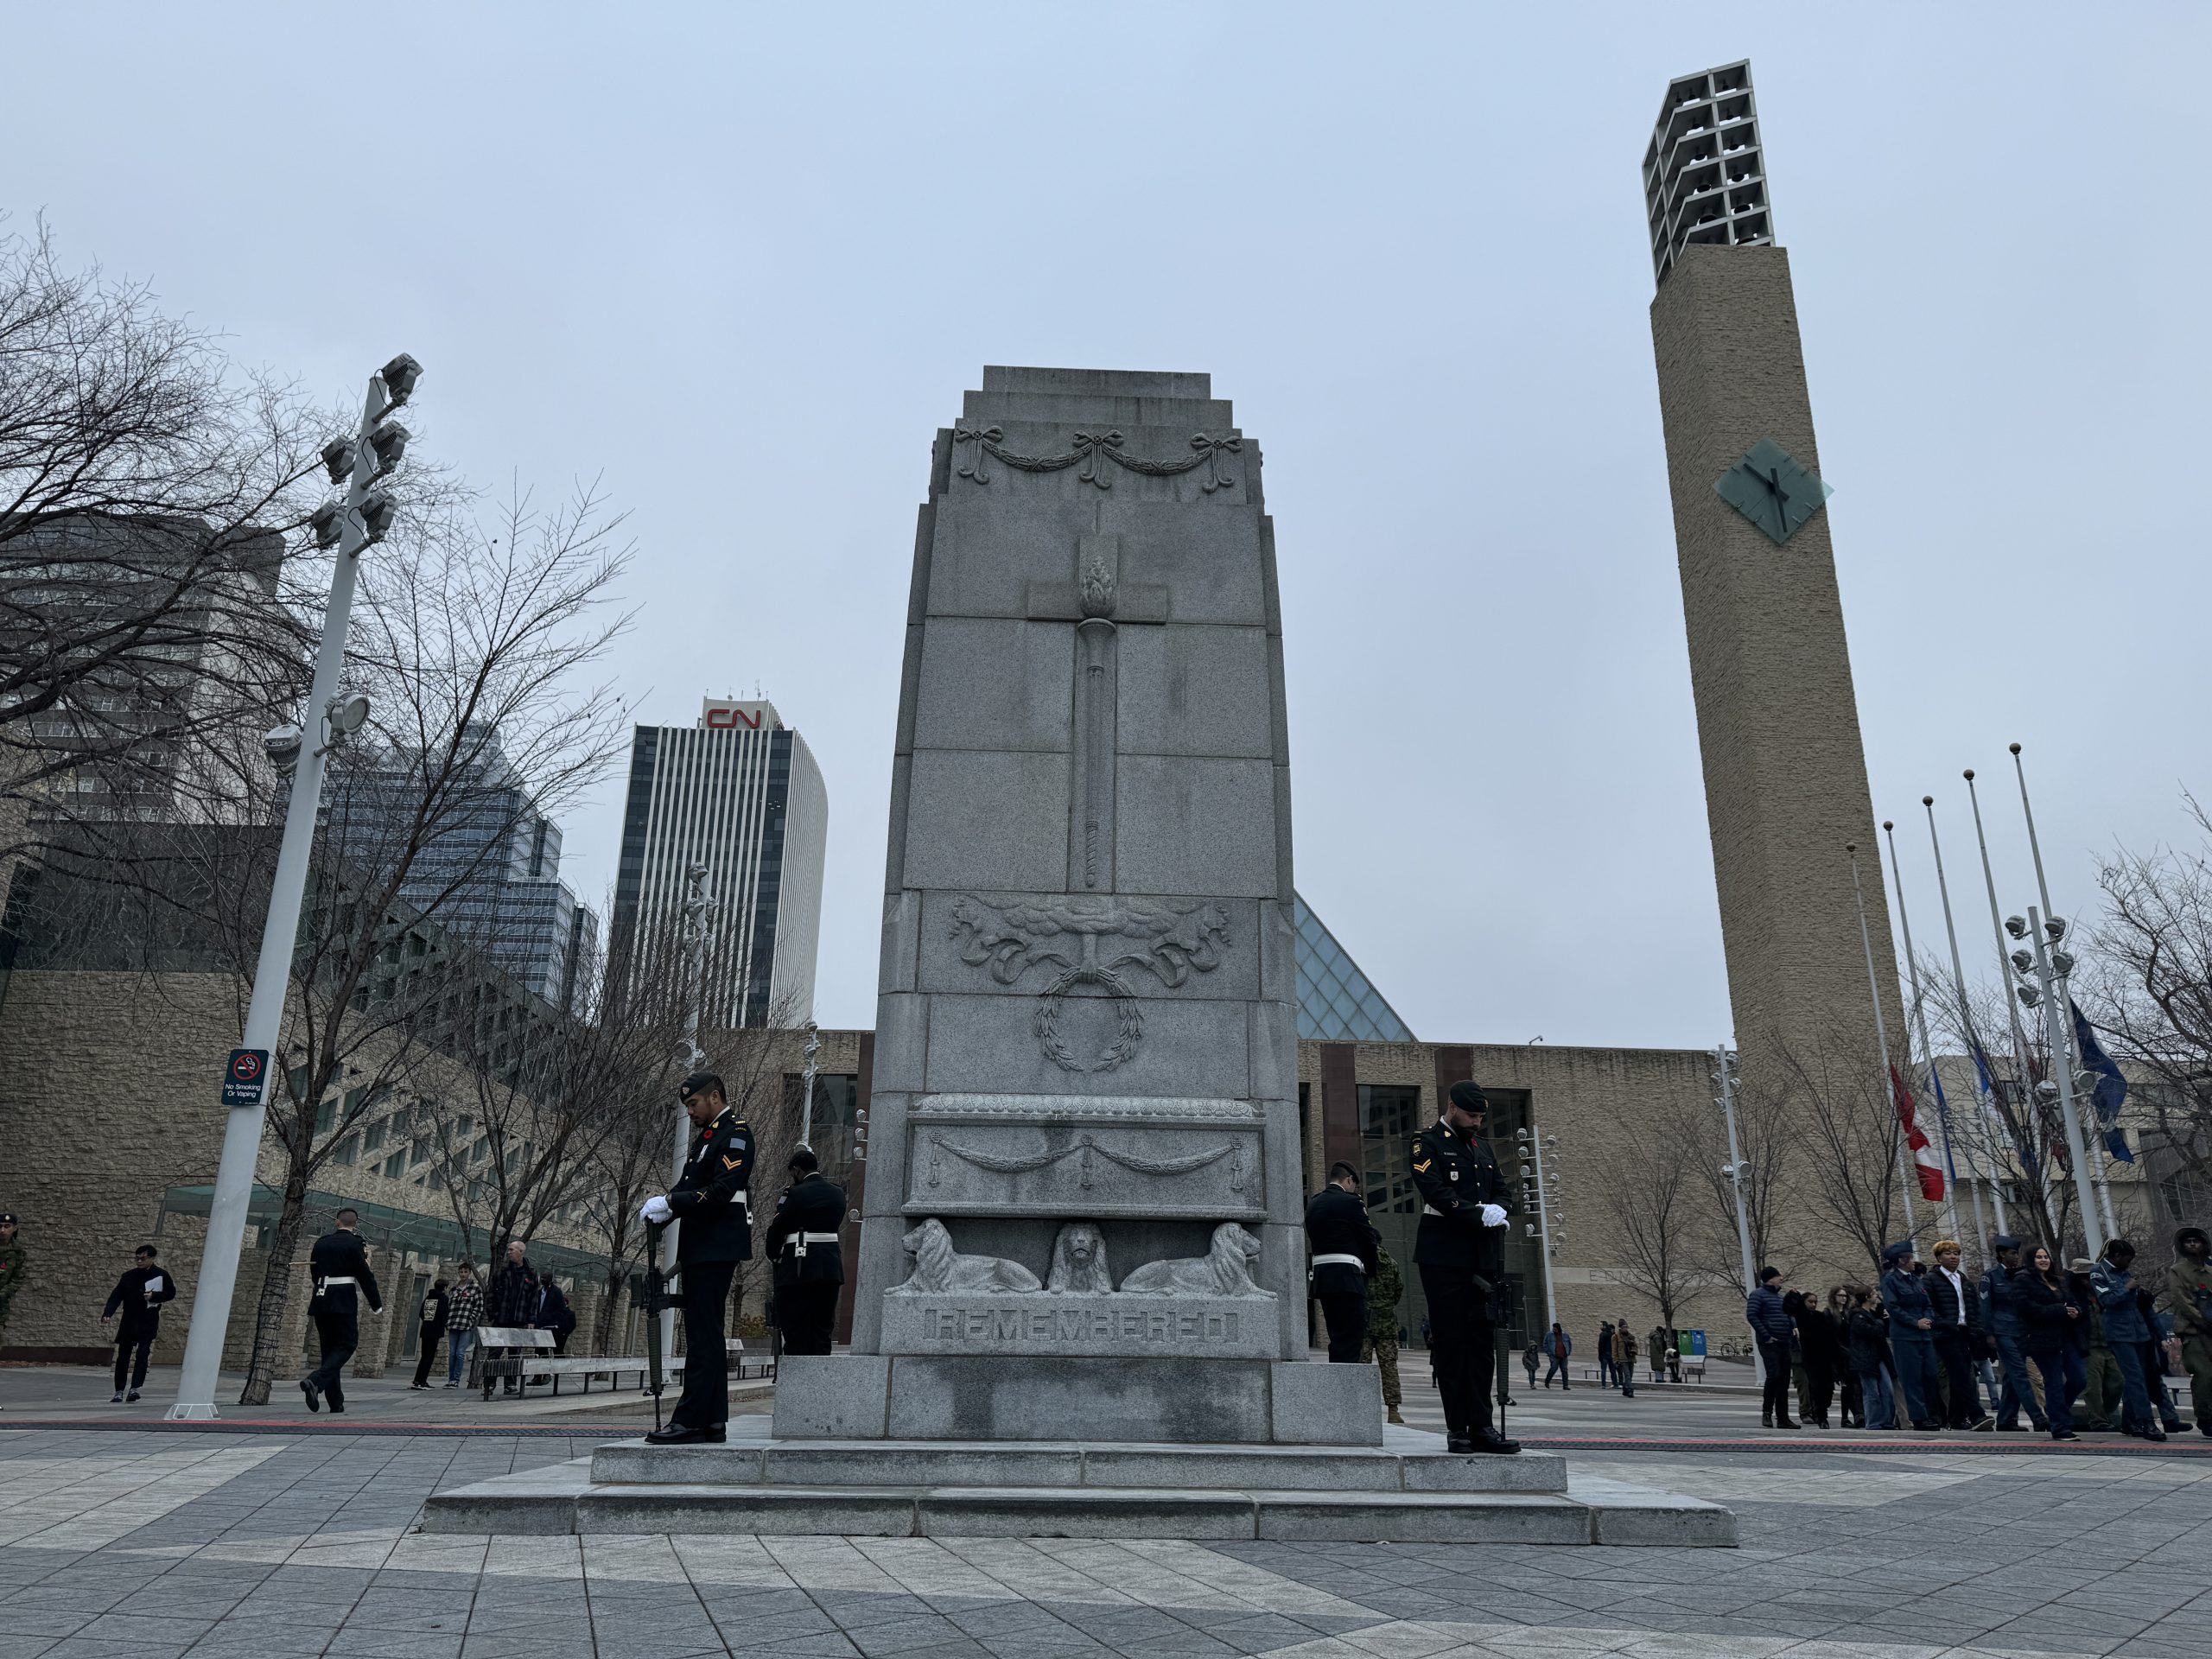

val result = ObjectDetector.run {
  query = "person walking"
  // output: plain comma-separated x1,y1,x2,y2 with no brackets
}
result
1647,1324,1669,1384
1361,1247,1408,1424
1521,1338,1541,1394
2016,1244,2088,1441
300,1208,381,1414
0,1213,27,1347
410,1277,449,1390
444,1262,483,1389
486,1239,537,1396
2090,1239,2166,1440
1927,1240,1994,1431
1613,1321,1637,1397
639,1071,755,1446
1596,1320,1616,1389
1746,1266,1796,1428
1306,1162,1378,1363
1984,1236,2050,1433
2162,1225,2212,1437
766,1147,848,1359
1409,1080,1518,1454
1542,1322,1572,1389
100,1245,176,1402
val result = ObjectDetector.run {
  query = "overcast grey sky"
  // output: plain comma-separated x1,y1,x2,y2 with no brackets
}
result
10,5,2207,1045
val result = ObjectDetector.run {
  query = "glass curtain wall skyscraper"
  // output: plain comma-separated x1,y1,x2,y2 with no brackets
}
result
612,699,829,1027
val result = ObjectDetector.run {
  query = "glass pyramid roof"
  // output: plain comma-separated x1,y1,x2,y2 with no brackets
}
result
1292,891,1415,1043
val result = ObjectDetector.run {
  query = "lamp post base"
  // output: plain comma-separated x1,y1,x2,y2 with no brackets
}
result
164,1402,220,1423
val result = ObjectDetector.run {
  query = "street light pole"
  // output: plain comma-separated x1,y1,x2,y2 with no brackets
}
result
1713,1046,1761,1385
1847,842,1916,1230
1967,770,2063,1238
2024,906,2105,1257
168,356,420,1421
1515,1124,1559,1328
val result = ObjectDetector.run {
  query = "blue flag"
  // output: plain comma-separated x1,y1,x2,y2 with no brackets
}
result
2069,999,2134,1164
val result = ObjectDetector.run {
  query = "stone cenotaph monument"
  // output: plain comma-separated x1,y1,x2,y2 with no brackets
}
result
783,364,1376,1445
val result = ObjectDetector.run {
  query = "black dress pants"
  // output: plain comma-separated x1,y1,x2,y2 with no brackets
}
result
1417,1265,1494,1437
113,1330,154,1391
307,1298,360,1408
1757,1336,1794,1422
672,1258,735,1429
779,1282,839,1357
1319,1292,1367,1363
1934,1328,1981,1426
412,1325,445,1387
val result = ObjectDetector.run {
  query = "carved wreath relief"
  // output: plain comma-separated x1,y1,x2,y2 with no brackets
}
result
948,894,1230,1073
891,1217,1265,1299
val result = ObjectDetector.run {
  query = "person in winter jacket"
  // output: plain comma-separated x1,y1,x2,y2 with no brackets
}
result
2091,1239,2165,1440
2069,1258,2120,1430
1596,1320,1617,1388
444,1263,485,1388
1746,1266,1796,1428
2015,1245,2088,1440
1879,1243,1943,1431
1842,1284,1897,1429
1542,1323,1573,1389
1983,1236,2050,1431
1926,1241,1994,1431
1612,1322,1637,1396
2162,1225,2212,1436
1788,1290,1843,1428
101,1245,177,1402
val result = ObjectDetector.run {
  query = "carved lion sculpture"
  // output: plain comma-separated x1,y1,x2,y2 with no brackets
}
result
892,1218,1042,1295
1046,1222,1113,1293
1117,1222,1263,1297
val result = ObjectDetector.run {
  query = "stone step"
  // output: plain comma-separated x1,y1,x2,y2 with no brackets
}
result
980,365,1212,400
588,1435,1570,1494
422,1460,1736,1545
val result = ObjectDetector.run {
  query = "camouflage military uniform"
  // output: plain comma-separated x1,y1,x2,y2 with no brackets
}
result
0,1217,27,1343
1360,1248,1406,1415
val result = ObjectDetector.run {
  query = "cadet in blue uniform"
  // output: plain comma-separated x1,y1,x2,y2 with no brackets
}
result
766,1148,846,1357
1305,1161,1379,1363
301,1208,381,1414
1412,1080,1519,1454
640,1072,753,1444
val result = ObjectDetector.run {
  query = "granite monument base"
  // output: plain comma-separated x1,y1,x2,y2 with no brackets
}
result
770,1353,1384,1446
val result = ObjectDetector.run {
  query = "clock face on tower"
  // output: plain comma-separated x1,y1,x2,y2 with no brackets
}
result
1714,438,1833,546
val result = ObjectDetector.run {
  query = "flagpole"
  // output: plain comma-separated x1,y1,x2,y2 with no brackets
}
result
1967,769,2063,1243
2011,743,2120,1239
1923,796,2008,1241
1884,818,1969,1256
1847,842,1916,1231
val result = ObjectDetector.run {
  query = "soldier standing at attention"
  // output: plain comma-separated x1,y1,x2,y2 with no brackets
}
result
639,1071,753,1445
1305,1161,1378,1363
301,1208,381,1414
766,1147,846,1357
1363,1246,1408,1425
0,1213,26,1346
1412,1080,1518,1454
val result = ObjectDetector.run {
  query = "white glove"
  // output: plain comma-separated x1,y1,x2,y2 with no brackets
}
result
640,1195,673,1225
1480,1204,1508,1228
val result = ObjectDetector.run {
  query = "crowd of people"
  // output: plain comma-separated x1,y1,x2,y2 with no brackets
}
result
1744,1228,2210,1440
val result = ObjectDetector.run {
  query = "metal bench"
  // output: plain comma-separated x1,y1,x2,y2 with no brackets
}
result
483,1333,777,1397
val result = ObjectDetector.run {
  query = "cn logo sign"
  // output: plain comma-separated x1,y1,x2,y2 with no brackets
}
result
704,706,762,729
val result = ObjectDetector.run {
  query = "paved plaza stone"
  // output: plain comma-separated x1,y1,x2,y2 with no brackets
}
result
2,1376,2206,1657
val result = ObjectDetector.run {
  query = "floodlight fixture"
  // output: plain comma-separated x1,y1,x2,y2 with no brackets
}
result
321,437,358,485
2050,950,2076,976
367,421,410,474
2045,916,2067,939
263,722,303,769
325,690,372,738
309,501,345,550
2017,984,2041,1008
378,353,423,407
358,491,397,543
2011,950,2035,974
2005,915,2029,939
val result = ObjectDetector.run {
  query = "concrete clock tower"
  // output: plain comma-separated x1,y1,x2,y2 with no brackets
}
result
1643,61,1905,1067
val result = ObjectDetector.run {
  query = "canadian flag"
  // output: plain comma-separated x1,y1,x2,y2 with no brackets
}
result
1891,1066,1946,1203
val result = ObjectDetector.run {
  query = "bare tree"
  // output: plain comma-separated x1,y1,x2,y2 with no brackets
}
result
1598,1100,1719,1330
0,220,327,859
1770,1020,1917,1276
1691,1058,1796,1297
2089,793,2212,1200
148,483,635,1402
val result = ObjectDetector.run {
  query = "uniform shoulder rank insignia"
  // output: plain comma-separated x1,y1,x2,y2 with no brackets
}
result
1413,1157,1433,1173
721,1154,742,1170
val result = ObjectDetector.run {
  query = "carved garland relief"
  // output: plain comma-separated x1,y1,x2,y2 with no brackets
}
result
953,426,1241,493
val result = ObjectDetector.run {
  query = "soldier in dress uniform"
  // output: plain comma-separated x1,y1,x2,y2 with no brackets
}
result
1411,1080,1519,1454
639,1071,753,1445
766,1147,846,1357
301,1207,381,1414
1305,1161,1379,1363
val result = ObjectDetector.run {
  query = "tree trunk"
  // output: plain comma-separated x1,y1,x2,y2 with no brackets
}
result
238,1172,309,1406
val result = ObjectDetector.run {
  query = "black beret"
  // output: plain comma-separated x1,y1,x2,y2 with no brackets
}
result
1448,1080,1489,1112
678,1071,724,1102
